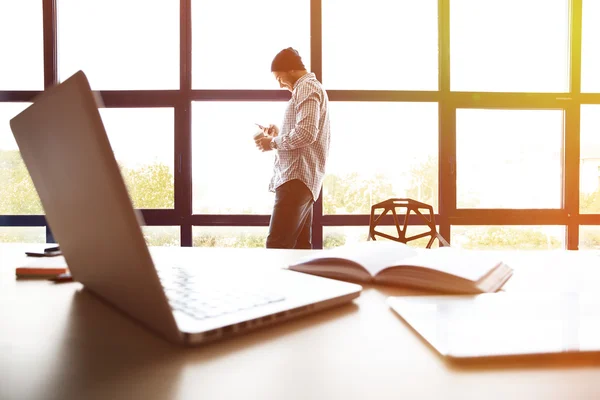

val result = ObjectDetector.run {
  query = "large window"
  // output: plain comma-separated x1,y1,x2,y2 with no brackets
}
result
324,102,439,214
100,108,175,209
450,0,569,92
582,0,600,93
0,103,43,215
191,101,286,214
58,0,179,89
1,1,597,250
322,0,438,90
0,0,43,90
191,0,310,89
456,109,564,209
579,105,600,214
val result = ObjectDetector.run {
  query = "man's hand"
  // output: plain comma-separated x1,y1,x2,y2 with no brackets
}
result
266,124,279,137
254,124,279,152
255,135,274,152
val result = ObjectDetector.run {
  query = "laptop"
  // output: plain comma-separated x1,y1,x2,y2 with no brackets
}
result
9,70,362,345
388,292,600,360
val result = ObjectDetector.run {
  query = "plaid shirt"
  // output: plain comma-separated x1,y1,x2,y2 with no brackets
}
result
269,73,330,201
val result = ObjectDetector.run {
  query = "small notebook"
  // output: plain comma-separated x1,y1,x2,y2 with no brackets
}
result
16,256,68,279
288,241,513,294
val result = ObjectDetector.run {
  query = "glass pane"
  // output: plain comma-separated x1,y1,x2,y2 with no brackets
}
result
580,105,600,214
582,0,600,92
141,226,180,247
192,0,310,89
0,227,46,243
450,0,569,92
0,0,43,90
324,225,440,249
324,102,438,214
451,225,565,250
192,226,268,248
192,102,287,214
322,0,438,90
100,108,174,209
0,103,44,215
579,226,600,250
456,109,563,209
58,0,179,89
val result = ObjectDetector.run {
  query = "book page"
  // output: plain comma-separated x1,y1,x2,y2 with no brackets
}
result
290,241,418,278
391,247,502,282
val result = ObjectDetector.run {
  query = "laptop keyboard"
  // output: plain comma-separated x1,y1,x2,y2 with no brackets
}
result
156,265,285,321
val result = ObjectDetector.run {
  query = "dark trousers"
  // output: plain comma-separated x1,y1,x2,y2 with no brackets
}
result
266,179,314,249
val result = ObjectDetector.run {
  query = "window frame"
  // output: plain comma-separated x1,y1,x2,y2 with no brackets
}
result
1,0,597,250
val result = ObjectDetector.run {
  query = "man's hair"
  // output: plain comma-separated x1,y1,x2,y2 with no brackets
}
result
271,47,306,72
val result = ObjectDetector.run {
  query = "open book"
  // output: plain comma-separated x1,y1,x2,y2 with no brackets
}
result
289,241,513,294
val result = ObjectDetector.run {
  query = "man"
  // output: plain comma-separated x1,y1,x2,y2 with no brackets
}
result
254,47,330,249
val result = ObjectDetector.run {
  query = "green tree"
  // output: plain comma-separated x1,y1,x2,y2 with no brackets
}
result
193,233,266,248
460,227,561,250
121,163,174,209
142,228,180,247
0,152,175,213
323,172,395,214
121,163,175,246
406,155,438,209
580,229,600,249
193,233,218,247
580,191,600,214
237,233,267,248
0,150,43,214
1,151,176,244
323,232,346,249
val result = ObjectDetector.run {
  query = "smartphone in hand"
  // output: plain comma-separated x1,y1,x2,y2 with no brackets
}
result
255,123,277,137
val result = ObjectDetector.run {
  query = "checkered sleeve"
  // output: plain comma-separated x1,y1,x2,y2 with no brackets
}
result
274,83,321,150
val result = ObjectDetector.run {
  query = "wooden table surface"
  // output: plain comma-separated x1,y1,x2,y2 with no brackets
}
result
2,243,600,400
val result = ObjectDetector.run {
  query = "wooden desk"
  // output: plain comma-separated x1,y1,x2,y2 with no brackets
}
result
2,243,600,400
